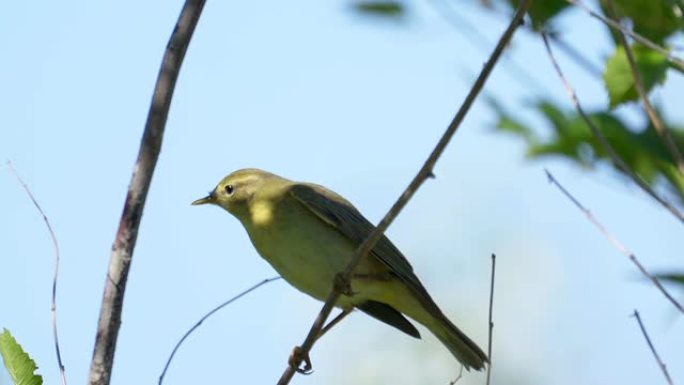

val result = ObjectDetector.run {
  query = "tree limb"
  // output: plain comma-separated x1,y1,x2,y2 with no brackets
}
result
88,2,207,384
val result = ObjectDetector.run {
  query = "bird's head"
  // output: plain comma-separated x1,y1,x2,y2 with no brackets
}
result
192,168,286,221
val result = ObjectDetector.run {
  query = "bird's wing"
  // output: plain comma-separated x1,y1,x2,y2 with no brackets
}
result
289,183,431,299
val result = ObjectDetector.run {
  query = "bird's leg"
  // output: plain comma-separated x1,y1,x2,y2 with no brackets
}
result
288,346,313,375
317,308,352,341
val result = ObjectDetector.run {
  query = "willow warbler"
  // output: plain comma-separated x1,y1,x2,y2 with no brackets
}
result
192,168,487,370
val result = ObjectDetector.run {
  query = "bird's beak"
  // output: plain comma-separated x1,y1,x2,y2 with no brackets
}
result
192,191,216,206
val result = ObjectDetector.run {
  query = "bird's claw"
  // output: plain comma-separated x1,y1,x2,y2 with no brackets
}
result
333,273,355,296
288,346,313,375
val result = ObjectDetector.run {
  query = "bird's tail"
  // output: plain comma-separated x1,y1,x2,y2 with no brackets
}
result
431,316,488,371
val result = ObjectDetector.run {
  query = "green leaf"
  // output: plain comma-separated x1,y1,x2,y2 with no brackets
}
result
353,1,405,18
601,0,683,44
654,273,684,286
603,44,669,108
0,329,43,385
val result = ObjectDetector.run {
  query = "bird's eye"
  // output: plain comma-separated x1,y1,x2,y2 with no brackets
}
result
225,184,234,195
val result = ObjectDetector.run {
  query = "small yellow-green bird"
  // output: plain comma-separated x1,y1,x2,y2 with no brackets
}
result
192,168,487,370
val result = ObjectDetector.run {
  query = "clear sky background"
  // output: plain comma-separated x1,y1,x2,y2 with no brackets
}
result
2,1,683,385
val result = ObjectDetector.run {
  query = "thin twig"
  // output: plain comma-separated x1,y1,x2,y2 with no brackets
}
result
540,32,684,225
87,2,207,385
7,161,67,385
316,309,353,341
448,365,464,384
631,310,674,385
604,0,684,176
275,1,532,383
545,169,684,315
158,276,281,385
564,0,684,71
485,253,496,385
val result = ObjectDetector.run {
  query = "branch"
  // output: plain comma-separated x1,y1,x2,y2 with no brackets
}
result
7,161,67,385
159,277,281,385
631,310,674,385
545,169,684,315
540,32,684,225
485,254,496,385
275,1,532,383
87,2,207,384
604,0,684,177
564,0,684,71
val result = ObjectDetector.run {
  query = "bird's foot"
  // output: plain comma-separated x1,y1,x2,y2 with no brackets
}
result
288,346,313,375
333,273,354,296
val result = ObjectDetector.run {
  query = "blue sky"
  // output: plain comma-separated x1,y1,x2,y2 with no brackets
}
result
2,1,683,384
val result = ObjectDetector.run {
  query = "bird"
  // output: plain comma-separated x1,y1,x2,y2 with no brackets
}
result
192,168,487,370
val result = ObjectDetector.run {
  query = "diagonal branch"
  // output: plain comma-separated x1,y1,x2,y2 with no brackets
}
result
540,32,684,225
8,161,67,385
88,2,207,385
545,169,684,315
631,310,674,385
604,0,684,177
275,1,532,383
564,0,684,71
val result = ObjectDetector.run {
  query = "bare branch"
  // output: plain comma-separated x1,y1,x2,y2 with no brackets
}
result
631,310,674,385
564,0,684,71
485,253,496,385
158,276,281,385
88,2,207,384
7,161,67,385
544,169,684,315
448,365,464,384
604,0,684,176
540,32,684,225
275,1,532,383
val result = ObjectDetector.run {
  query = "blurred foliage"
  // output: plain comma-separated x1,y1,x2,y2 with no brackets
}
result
600,0,683,44
0,329,43,385
353,0,684,200
655,273,684,285
491,100,684,204
507,0,570,29
353,0,684,288
353,1,406,18
603,44,669,108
